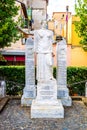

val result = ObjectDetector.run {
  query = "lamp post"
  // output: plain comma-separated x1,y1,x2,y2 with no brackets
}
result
66,5,69,43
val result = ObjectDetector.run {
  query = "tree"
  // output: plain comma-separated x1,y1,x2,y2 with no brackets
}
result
0,0,20,48
75,0,87,51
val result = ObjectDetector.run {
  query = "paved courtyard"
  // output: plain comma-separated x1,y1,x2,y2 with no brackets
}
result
0,99,87,130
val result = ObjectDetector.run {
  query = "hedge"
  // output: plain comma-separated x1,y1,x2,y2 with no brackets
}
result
0,66,25,95
67,67,87,96
0,66,87,96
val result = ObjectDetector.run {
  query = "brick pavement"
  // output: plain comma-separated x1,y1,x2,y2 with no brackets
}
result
0,100,87,130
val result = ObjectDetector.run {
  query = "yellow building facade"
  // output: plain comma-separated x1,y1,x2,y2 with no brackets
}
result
69,16,87,66
48,13,87,67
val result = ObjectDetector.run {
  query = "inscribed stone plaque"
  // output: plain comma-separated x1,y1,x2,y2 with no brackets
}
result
57,39,67,88
56,39,72,106
25,38,35,86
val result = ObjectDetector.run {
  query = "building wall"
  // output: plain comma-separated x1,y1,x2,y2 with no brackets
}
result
32,0,46,8
48,21,54,31
25,0,47,29
71,47,87,66
19,0,48,30
1,0,49,65
71,16,81,45
48,12,71,39
67,45,71,66
32,9,46,29
48,13,87,67
69,16,87,66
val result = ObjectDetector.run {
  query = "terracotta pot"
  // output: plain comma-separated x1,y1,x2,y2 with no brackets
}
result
73,93,78,96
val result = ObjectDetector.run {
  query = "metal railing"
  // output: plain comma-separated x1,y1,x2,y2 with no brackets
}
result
67,80,87,96
67,80,87,87
1,79,87,96
5,80,25,96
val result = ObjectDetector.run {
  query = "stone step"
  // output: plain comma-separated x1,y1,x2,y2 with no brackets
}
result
71,96,82,101
82,97,87,107
71,96,87,107
0,97,9,112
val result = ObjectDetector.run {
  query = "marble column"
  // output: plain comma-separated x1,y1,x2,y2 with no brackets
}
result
21,38,36,106
57,38,72,106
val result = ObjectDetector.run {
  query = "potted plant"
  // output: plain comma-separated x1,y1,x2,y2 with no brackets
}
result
72,86,79,96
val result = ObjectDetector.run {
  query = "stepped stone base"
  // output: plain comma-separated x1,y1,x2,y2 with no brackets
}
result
21,86,36,106
57,87,72,106
61,96,72,106
21,96,33,106
31,100,64,118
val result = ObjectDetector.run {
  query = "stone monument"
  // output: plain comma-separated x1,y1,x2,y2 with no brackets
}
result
0,80,6,97
56,37,72,106
85,82,87,97
31,21,64,118
21,37,36,106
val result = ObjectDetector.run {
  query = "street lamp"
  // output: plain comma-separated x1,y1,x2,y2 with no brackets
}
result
66,5,69,43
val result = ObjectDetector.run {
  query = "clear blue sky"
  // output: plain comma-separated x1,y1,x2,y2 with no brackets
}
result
47,0,76,19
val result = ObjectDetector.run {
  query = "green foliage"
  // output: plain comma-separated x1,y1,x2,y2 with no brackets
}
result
0,0,20,48
54,66,87,96
0,66,87,96
0,53,7,61
67,67,87,95
75,0,87,50
0,66,25,95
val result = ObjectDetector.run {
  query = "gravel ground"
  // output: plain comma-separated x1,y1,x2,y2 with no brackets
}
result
0,100,87,130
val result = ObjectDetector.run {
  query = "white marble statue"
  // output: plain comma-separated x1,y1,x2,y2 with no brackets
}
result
31,21,64,118
34,21,54,82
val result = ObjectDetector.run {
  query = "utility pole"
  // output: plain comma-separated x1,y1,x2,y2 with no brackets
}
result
66,6,69,43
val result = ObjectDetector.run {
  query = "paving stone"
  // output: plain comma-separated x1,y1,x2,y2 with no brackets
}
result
0,100,87,130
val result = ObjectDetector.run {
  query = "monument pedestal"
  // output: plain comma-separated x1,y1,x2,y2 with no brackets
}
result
21,97,32,106
31,80,64,118
57,87,72,106
31,100,64,118
21,86,36,106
